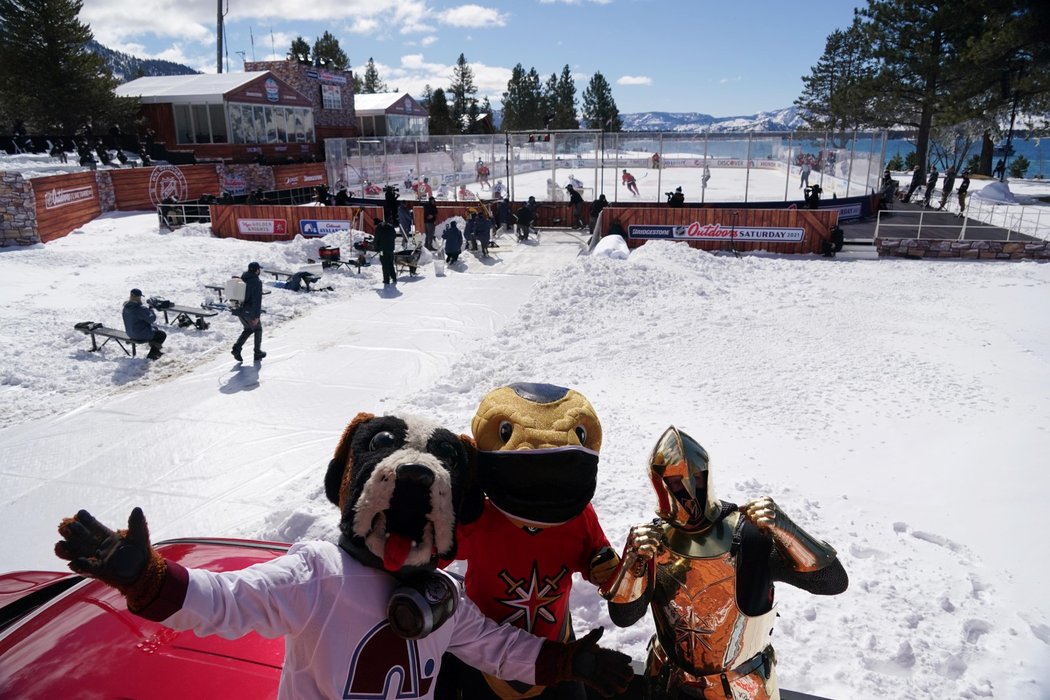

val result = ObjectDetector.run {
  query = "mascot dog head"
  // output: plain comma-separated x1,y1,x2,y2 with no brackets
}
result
472,382,602,528
325,412,483,574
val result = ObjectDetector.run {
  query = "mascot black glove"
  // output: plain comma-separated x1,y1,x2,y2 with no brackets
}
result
55,507,168,612
535,627,633,697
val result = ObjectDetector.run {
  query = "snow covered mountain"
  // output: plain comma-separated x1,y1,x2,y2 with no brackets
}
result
87,40,199,83
621,106,808,133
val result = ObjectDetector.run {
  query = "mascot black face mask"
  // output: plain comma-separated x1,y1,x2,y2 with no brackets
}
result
472,382,603,527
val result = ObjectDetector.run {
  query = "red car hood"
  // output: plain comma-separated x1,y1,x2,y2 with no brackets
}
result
0,538,289,699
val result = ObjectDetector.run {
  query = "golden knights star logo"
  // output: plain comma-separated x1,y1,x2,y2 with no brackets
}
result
495,563,569,632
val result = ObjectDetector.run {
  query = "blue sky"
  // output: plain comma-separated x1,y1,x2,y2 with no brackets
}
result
82,0,865,117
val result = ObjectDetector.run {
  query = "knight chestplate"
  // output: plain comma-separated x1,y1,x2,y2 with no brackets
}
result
646,513,779,699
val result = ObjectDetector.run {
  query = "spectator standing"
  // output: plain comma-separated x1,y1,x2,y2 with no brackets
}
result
667,186,685,207
464,210,480,251
494,197,513,235
922,165,939,208
799,162,812,189
937,167,956,210
589,194,608,233
515,202,535,241
383,186,399,224
566,184,585,229
373,218,399,285
231,262,265,362
442,221,464,264
122,288,166,361
956,170,971,217
423,196,439,250
993,159,1006,180
334,186,350,206
397,200,414,246
475,212,493,257
622,169,640,196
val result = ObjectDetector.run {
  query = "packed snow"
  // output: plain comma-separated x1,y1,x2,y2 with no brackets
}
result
1,157,1049,699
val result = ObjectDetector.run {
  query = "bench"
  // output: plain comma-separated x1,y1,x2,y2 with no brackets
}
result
74,322,146,357
150,302,218,329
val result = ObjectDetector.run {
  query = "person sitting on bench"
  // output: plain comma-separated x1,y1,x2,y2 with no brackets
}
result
122,288,166,360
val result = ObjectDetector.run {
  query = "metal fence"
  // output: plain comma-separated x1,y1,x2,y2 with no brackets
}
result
324,130,889,204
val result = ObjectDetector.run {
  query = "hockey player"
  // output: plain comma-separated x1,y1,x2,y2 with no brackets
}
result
622,169,639,196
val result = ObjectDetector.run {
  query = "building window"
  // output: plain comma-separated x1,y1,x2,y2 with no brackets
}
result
321,84,342,110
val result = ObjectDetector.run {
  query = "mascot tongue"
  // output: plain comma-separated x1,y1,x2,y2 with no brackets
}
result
383,532,413,571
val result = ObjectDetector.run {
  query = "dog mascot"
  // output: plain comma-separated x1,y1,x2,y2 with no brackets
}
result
436,383,622,700
54,412,632,699
599,426,848,700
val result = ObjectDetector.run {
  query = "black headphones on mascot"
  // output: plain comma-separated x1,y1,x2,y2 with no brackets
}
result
387,568,461,640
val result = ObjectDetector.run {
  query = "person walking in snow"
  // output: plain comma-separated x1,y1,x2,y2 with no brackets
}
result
374,218,399,285
423,196,439,251
232,262,265,362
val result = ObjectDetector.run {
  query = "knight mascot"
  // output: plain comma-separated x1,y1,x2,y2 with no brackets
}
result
600,426,848,700
437,382,622,700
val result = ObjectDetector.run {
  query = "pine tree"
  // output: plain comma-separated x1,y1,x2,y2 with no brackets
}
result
580,70,621,131
312,31,348,71
501,64,544,131
0,0,135,135
361,58,386,93
449,53,478,134
551,65,578,129
420,84,433,110
795,17,876,136
288,36,311,65
428,88,455,135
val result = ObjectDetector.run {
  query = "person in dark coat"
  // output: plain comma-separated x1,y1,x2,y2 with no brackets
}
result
232,262,265,362
334,187,350,206
667,186,685,207
423,196,439,250
922,166,939,208
383,186,399,224
957,170,971,217
937,167,956,210
515,203,535,242
442,221,464,264
397,201,414,245
374,218,399,285
566,184,585,229
464,210,480,251
122,288,166,360
474,212,492,257
494,198,513,234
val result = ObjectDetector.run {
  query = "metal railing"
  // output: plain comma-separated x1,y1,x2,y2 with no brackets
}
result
873,205,1047,242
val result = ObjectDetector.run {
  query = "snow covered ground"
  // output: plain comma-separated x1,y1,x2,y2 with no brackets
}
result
2,155,1050,698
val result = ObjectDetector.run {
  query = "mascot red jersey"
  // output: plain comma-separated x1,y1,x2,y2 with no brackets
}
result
437,383,620,700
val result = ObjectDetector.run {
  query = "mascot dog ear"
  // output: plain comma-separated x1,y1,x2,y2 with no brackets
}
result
325,412,375,511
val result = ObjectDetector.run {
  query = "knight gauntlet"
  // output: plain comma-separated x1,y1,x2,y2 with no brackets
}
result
599,522,662,604
55,507,169,612
739,497,837,572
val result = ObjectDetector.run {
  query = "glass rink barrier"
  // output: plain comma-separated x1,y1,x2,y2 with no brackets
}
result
325,130,888,205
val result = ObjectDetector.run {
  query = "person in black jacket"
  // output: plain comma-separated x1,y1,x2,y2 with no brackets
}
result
566,184,585,229
374,218,399,285
122,288,166,360
666,186,685,207
589,194,608,233
383,186,399,224
515,203,534,241
423,196,439,250
232,262,265,362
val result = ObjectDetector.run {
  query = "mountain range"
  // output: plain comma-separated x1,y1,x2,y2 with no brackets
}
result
86,43,806,133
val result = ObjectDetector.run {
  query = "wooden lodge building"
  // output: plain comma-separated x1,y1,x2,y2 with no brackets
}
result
115,61,380,164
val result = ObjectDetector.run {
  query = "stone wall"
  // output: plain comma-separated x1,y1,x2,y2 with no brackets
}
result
0,172,38,246
877,238,1050,261
245,60,357,131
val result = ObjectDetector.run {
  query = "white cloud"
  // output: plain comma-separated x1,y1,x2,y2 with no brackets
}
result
719,76,742,85
420,36,439,47
438,4,507,28
617,75,652,86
